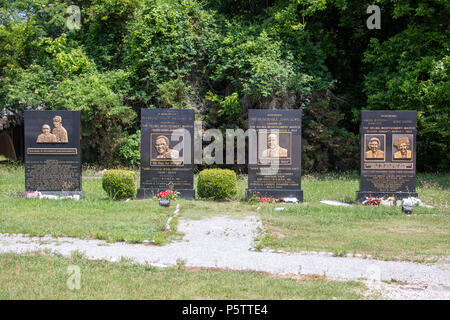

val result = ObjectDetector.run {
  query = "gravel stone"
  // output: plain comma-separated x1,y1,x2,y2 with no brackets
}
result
0,216,449,294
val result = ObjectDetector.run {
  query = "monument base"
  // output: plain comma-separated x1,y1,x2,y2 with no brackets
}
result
356,191,418,203
137,188,195,200
23,191,86,199
246,189,303,202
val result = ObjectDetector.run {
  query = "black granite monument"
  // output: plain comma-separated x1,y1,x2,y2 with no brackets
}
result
356,110,417,202
246,109,303,201
24,110,84,197
137,109,195,199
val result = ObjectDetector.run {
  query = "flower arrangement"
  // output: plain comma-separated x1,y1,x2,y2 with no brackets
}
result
258,197,284,203
248,195,284,204
362,196,381,206
156,190,179,201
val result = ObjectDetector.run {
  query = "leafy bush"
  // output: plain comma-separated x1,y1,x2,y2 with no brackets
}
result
81,0,141,69
124,0,215,103
208,27,296,101
116,130,141,167
50,70,136,164
197,168,237,199
205,92,242,130
364,26,449,171
302,95,359,171
41,34,96,78
102,170,137,200
157,76,194,109
1,0,448,172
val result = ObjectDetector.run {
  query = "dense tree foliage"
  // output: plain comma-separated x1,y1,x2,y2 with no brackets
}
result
0,0,448,171
363,1,449,171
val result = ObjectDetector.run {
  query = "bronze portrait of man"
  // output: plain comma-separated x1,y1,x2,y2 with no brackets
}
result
393,136,412,159
52,115,68,143
155,135,179,159
36,124,58,143
261,133,288,158
365,137,384,159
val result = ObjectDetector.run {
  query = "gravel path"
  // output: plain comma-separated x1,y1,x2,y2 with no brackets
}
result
1,215,449,299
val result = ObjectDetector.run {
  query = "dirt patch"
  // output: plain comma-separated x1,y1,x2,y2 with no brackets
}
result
364,280,450,300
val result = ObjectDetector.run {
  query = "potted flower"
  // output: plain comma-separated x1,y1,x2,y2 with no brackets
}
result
156,190,180,206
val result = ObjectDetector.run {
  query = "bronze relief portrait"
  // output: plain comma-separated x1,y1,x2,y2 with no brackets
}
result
150,133,184,165
392,134,413,161
261,133,288,158
364,134,385,161
36,116,68,143
258,132,292,165
155,135,179,159
36,124,57,143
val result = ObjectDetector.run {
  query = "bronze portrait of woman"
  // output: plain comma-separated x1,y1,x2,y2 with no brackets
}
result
393,136,412,159
365,137,384,159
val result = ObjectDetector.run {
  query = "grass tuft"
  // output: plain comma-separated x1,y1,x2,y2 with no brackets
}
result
0,253,366,299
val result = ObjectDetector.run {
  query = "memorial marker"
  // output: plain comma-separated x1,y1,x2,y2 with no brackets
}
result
137,109,195,199
356,110,417,202
24,110,84,197
246,109,303,201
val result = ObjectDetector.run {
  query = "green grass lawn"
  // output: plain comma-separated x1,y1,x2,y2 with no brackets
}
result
253,173,450,262
1,164,449,262
185,172,450,262
0,165,178,244
0,252,366,299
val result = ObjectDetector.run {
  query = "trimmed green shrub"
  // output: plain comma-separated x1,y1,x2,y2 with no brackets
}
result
197,169,237,200
102,170,137,200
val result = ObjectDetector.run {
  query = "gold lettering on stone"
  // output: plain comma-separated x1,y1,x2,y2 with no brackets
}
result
27,148,77,155
26,159,79,191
